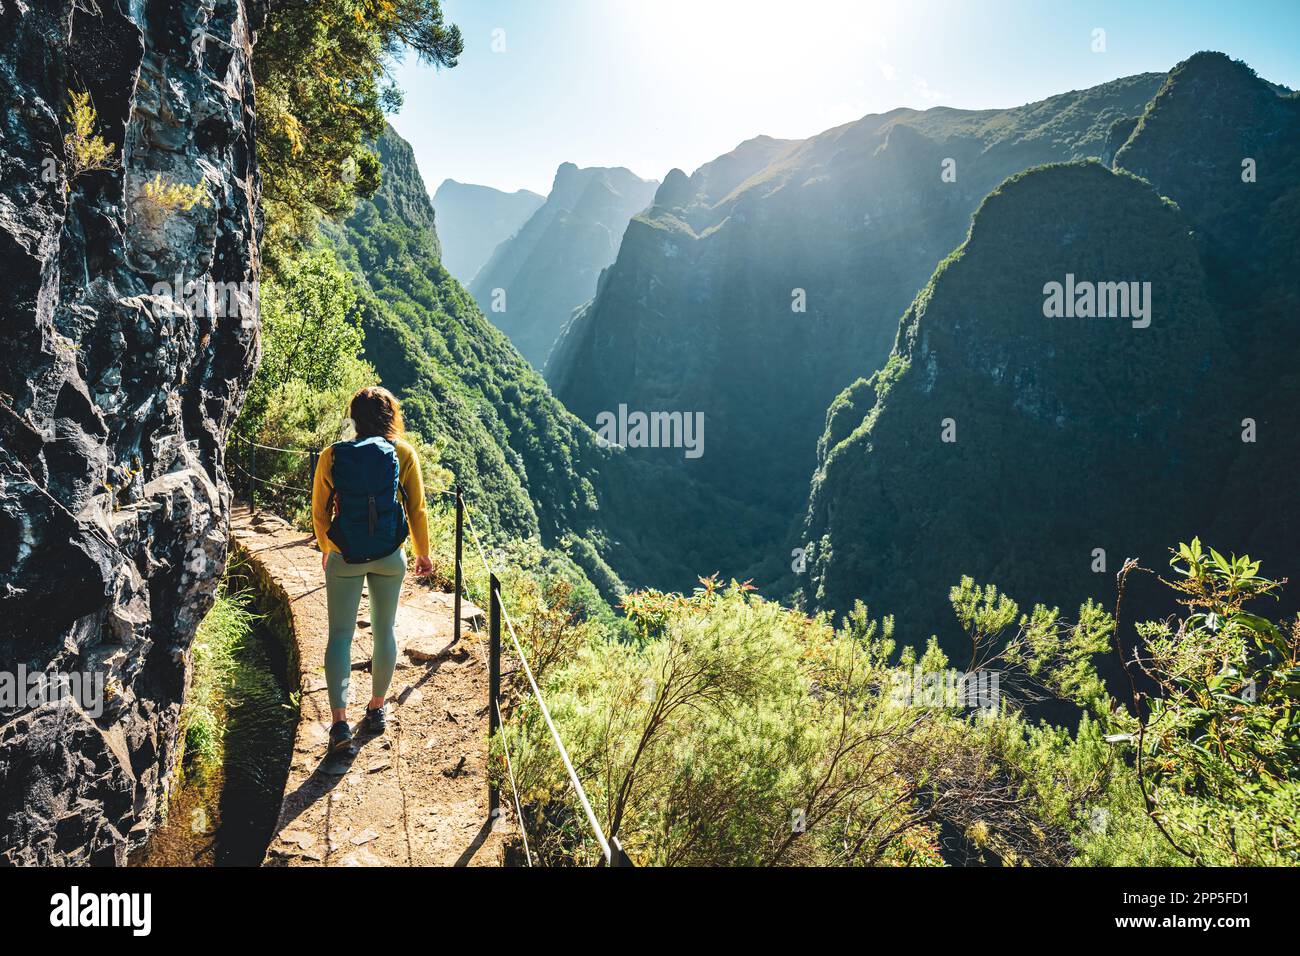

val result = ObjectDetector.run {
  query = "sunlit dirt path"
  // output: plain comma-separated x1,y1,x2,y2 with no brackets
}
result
230,507,509,866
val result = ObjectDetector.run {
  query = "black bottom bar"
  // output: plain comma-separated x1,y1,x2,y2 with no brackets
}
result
2,865,1285,941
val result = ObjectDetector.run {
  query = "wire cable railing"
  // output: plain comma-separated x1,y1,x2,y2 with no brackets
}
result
451,487,632,865
230,433,316,503
228,432,632,866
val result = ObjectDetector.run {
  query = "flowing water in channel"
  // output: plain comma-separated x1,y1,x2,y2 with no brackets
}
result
132,598,298,867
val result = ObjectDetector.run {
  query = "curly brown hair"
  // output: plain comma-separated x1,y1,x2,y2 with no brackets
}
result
349,386,404,441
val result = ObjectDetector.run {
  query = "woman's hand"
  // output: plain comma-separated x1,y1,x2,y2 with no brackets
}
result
413,555,433,578
321,551,329,573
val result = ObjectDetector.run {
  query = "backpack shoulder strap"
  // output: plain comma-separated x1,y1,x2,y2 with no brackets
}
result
392,440,410,504
325,441,348,511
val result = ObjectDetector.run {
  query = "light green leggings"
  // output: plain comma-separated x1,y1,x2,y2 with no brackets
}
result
324,549,406,711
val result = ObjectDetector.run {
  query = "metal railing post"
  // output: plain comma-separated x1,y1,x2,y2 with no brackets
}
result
488,572,501,822
609,836,634,867
454,484,463,646
249,440,257,512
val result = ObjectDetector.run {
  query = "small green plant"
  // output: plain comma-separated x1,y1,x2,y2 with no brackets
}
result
179,587,257,777
63,89,119,183
103,456,144,511
1112,539,1300,864
137,172,210,226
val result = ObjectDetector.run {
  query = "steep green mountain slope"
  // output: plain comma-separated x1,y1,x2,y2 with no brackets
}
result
1112,52,1300,583
470,163,657,368
326,126,769,592
431,179,544,285
547,73,1165,583
804,53,1300,647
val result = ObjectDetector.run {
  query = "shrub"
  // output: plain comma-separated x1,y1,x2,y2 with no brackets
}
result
491,538,1300,867
63,90,119,182
1109,540,1300,865
180,587,257,777
500,579,1047,866
233,244,380,522
137,173,209,227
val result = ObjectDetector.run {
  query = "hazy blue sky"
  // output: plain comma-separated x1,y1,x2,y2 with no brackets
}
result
389,0,1300,197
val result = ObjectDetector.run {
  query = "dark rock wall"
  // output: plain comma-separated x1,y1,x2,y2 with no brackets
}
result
0,0,260,864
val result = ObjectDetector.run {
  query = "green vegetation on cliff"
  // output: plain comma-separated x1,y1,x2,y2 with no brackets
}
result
501,536,1296,865
805,160,1229,644
321,125,775,594
254,0,462,265
549,73,1167,587
803,54,1300,653
237,114,767,603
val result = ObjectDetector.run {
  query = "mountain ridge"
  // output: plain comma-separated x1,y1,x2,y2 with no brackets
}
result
547,70,1168,586
470,162,657,367
431,178,544,284
802,52,1300,648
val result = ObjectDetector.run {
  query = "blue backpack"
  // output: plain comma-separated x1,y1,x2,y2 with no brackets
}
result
326,437,408,563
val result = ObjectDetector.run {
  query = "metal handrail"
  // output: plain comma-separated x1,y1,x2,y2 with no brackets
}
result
455,486,630,866
497,590,616,863
231,434,313,456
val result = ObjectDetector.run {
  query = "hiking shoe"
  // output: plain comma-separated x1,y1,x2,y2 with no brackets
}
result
363,704,387,734
328,720,354,755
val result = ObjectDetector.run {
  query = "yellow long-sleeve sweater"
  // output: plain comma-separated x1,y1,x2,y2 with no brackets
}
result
311,437,430,558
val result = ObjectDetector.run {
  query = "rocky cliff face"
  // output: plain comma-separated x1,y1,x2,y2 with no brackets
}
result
0,0,260,864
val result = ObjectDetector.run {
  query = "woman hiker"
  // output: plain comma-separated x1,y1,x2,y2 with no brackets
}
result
311,386,433,755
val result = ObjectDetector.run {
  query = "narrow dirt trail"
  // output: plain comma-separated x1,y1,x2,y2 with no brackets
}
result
229,507,510,866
